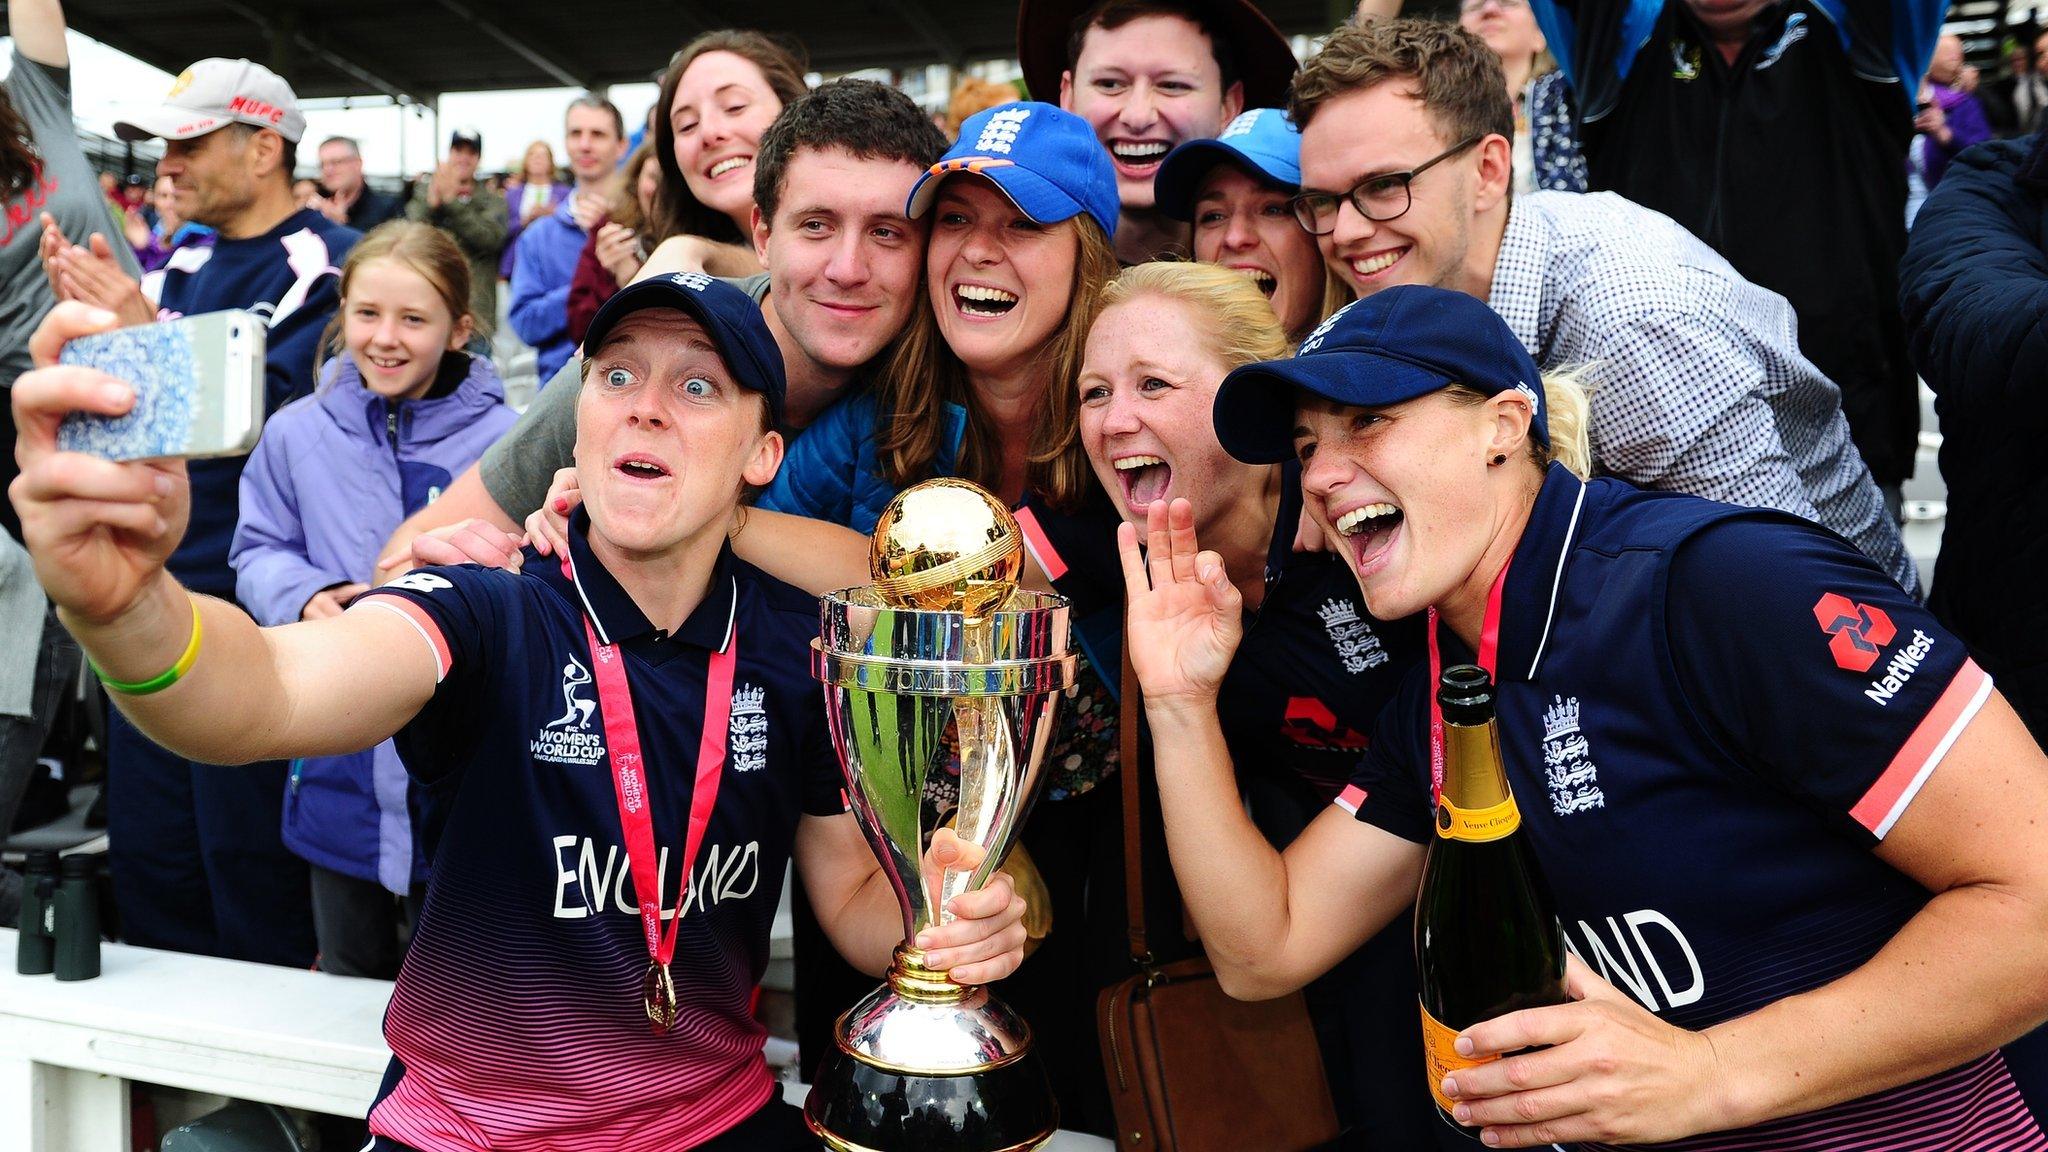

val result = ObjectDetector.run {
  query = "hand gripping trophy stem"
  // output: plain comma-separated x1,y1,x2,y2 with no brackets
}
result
807,479,1074,1152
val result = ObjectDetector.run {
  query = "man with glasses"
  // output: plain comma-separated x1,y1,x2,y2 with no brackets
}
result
312,136,402,231
1291,19,1915,591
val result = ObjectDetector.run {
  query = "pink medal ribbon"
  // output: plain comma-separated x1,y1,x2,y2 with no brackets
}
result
1426,560,1511,804
572,558,737,1035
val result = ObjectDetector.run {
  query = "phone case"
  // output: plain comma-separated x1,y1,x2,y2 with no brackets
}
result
56,310,265,462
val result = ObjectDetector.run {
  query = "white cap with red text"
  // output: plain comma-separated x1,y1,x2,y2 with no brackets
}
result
113,58,306,144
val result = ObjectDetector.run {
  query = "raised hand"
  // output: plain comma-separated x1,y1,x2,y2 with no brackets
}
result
41,216,152,326
595,223,642,284
1116,497,1244,708
10,303,187,626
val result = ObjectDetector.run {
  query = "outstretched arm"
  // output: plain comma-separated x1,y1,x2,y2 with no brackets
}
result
9,0,68,69
1122,498,1422,999
12,304,439,765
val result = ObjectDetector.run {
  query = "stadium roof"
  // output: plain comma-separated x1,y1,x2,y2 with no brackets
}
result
63,0,1365,104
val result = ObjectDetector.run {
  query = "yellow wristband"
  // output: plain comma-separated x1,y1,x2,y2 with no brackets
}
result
94,598,202,696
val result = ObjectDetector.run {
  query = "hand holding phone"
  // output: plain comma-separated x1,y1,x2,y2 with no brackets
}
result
55,309,265,462
10,303,191,627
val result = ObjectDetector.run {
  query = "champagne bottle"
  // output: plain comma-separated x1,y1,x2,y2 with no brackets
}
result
1414,664,1569,1132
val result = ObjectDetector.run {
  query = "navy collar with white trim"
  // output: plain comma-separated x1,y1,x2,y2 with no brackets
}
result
559,507,737,652
1491,462,1590,685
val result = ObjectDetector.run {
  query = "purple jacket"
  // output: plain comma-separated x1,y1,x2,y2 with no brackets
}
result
1925,84,1994,190
231,352,518,891
500,180,568,279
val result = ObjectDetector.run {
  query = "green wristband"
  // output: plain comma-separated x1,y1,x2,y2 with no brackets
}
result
94,599,202,696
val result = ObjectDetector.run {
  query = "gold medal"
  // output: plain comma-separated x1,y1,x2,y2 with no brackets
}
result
642,961,678,1035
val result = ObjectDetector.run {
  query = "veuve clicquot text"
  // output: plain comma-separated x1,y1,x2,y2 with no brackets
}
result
1414,664,1570,1132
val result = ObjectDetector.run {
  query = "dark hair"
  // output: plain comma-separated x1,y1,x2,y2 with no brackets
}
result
566,94,627,140
652,30,810,245
1064,0,1240,92
0,90,40,199
752,79,947,225
1291,18,1513,145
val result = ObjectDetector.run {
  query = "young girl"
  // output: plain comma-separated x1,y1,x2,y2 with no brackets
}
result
231,221,518,978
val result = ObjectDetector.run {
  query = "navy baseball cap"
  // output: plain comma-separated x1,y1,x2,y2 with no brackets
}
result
583,273,787,425
1213,285,1548,464
1154,108,1301,222
906,102,1119,238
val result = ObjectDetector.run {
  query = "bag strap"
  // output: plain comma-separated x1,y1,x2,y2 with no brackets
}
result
1121,638,1149,966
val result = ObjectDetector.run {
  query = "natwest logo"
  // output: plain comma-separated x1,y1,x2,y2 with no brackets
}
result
227,94,286,125
1813,592,1895,673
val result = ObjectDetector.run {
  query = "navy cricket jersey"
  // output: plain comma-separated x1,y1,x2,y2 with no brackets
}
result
1017,472,1450,1144
352,512,844,1151
1342,465,2047,1150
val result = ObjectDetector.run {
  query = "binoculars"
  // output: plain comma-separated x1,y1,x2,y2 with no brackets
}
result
15,849,101,981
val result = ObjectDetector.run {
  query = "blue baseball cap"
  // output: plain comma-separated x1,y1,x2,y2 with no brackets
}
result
1154,108,1302,222
583,272,787,426
906,102,1119,239
1213,285,1548,464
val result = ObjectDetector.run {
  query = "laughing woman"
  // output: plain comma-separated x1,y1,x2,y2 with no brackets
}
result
1019,260,1464,1144
757,101,1117,529
1122,283,2048,1149
755,100,1130,1131
640,30,808,277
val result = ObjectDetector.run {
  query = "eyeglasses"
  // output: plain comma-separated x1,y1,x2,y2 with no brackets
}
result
1289,135,1484,235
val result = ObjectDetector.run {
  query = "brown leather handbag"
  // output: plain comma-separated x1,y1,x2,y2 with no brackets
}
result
1096,646,1342,1152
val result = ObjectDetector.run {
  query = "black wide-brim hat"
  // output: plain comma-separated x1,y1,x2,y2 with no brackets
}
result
1016,0,1299,111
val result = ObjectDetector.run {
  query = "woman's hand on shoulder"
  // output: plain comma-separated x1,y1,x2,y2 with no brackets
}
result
390,518,526,575
523,468,580,558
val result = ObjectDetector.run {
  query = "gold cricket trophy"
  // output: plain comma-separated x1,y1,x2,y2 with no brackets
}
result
806,478,1074,1152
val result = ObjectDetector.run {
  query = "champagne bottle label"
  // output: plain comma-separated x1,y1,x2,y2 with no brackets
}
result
1420,1000,1497,1114
1434,796,1521,842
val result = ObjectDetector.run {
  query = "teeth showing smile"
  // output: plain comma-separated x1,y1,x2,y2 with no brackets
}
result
1111,142,1170,162
1351,249,1405,278
1336,502,1401,535
956,284,1019,317
618,460,668,478
707,156,751,179
368,356,405,370
1116,454,1171,506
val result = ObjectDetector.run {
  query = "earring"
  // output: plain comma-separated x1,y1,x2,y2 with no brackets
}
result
1491,453,1507,466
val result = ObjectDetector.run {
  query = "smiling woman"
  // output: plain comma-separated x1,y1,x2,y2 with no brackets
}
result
651,30,809,247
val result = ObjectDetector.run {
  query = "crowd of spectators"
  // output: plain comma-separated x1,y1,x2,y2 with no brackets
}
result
8,0,2048,1148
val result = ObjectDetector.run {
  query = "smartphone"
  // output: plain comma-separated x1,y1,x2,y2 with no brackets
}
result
56,309,266,461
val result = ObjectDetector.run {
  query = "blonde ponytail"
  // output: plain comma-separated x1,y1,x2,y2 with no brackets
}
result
1535,365,1595,480
1446,364,1596,480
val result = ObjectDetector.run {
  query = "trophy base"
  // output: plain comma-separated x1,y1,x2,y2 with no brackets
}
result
804,947,1058,1152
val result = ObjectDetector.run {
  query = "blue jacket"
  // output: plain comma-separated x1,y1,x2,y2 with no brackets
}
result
507,193,588,383
1899,133,2048,744
231,352,518,890
156,207,357,599
757,391,968,533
